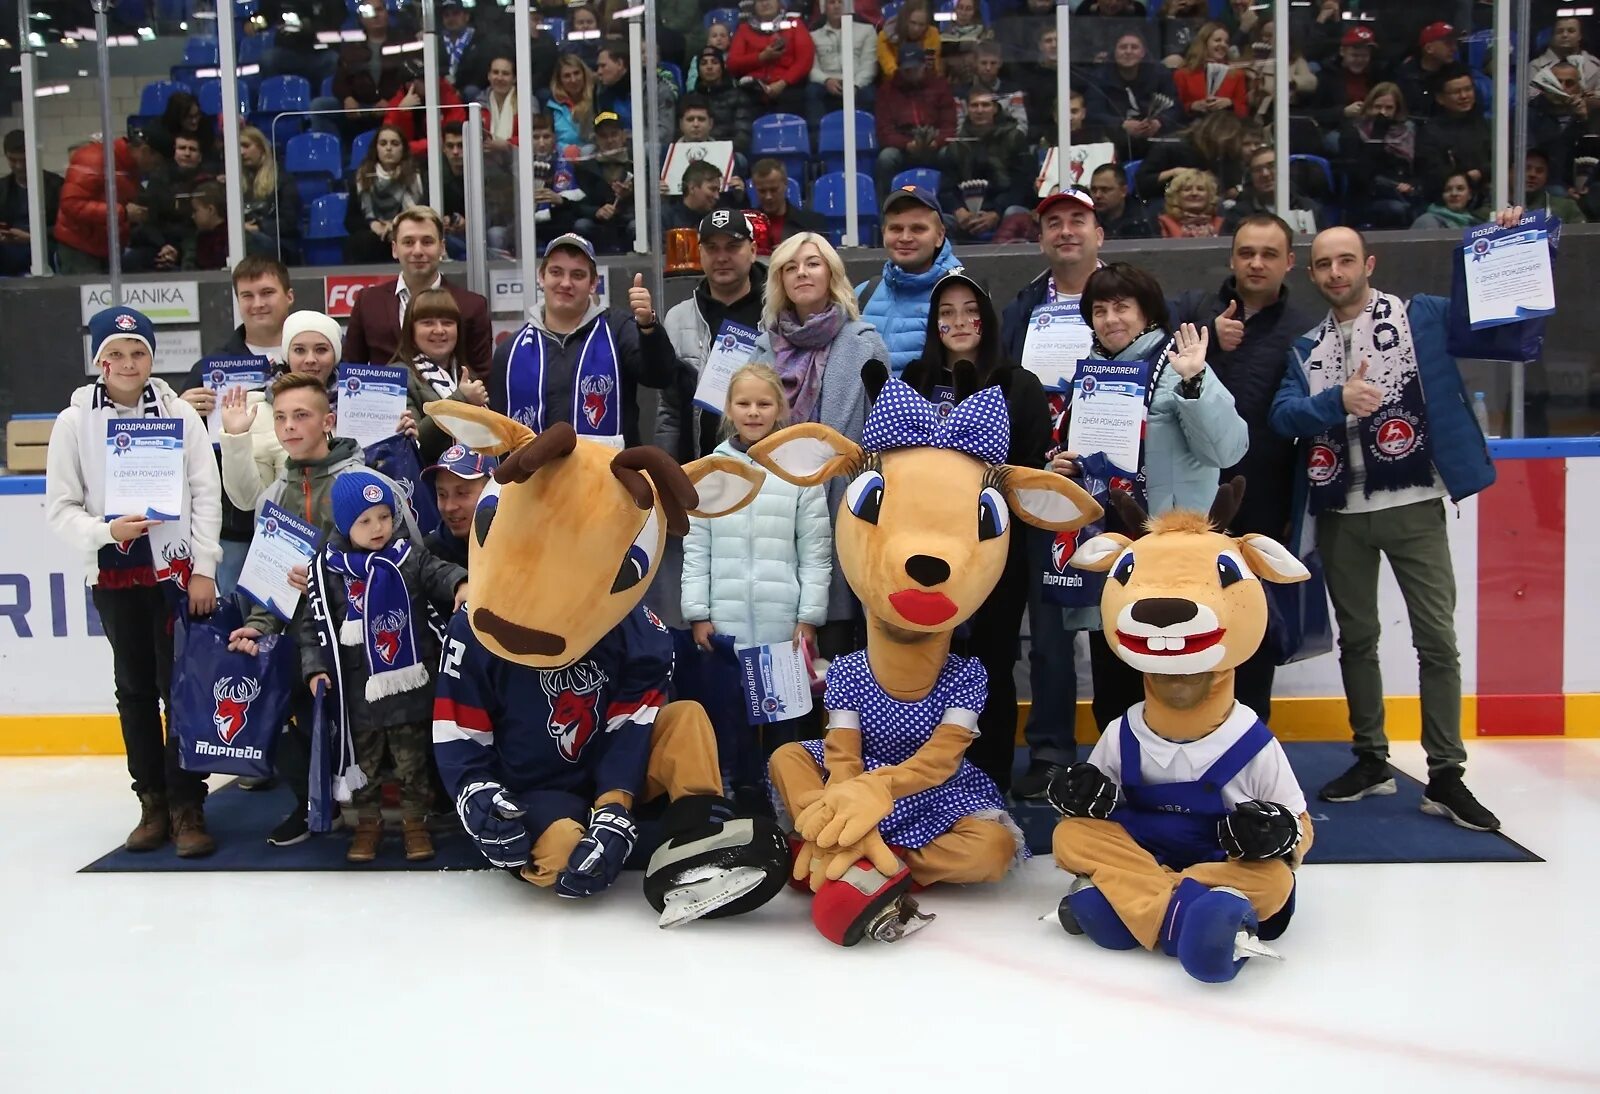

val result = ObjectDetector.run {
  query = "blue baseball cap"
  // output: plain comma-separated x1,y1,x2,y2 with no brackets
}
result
883,184,942,216
542,232,597,267
423,443,500,483
897,40,928,65
88,306,156,365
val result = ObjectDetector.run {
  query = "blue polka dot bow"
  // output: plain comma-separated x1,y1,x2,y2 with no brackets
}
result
861,378,1011,464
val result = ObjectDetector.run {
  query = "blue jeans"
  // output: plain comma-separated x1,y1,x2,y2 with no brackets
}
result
215,538,250,600
1023,527,1079,765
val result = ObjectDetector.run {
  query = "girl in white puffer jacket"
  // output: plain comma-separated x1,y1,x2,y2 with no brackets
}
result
682,363,832,655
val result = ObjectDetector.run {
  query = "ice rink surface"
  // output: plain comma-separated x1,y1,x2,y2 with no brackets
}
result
2,739,1596,1094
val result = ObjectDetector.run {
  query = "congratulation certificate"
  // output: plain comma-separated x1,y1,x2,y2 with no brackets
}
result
200,355,270,438
1022,300,1094,392
1066,360,1148,476
238,501,320,621
335,363,410,448
737,639,814,724
1462,218,1557,330
104,419,185,521
692,320,760,413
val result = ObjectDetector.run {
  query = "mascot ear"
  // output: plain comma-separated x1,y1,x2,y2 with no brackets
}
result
749,423,864,487
1239,534,1312,584
1001,467,1104,531
684,456,765,518
1069,533,1133,572
422,401,535,455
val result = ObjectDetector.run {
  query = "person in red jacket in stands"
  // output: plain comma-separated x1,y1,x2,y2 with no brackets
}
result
728,0,816,118
383,59,469,157
54,137,140,274
1173,21,1249,118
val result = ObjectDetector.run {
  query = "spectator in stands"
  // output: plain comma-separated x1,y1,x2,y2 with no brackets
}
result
1014,26,1064,144
344,125,427,265
1343,82,1422,228
1158,0,1208,68
1221,0,1261,46
875,41,958,199
938,88,1032,243
655,209,767,463
858,186,964,374
1134,109,1255,201
185,182,229,271
1394,21,1459,120
1089,161,1153,238
1309,24,1386,146
1158,167,1223,237
54,137,139,275
1244,21,1316,123
808,0,878,127
593,37,679,146
702,16,734,64
1066,88,1121,148
878,1,942,80
439,121,468,251
1521,148,1587,223
477,54,521,156
960,40,1027,132
0,128,63,276
547,52,598,157
691,50,751,148
751,159,824,253
157,91,220,174
125,131,194,274
1299,0,1346,67
1416,65,1490,198
996,0,1054,64
663,160,746,238
1174,22,1248,118
565,4,603,68
1529,61,1598,185
321,1,412,139
239,126,301,263
574,111,637,253
527,113,585,240
1531,16,1600,102
262,7,340,86
730,0,816,118
341,206,493,373
673,95,748,177
1410,169,1488,229
943,0,992,45
383,58,469,158
1222,146,1323,233
1074,0,1149,65
439,0,507,102
1085,33,1183,162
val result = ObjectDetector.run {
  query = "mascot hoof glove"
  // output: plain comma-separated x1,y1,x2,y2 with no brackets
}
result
811,857,933,946
1056,877,1140,950
644,796,790,926
785,835,814,894
1165,881,1275,983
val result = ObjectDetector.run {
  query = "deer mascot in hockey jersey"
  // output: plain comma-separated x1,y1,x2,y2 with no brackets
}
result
1050,480,1315,982
424,403,792,926
749,380,1102,946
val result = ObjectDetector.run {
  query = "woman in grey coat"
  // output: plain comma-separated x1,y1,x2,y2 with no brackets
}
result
753,231,889,656
1055,262,1248,728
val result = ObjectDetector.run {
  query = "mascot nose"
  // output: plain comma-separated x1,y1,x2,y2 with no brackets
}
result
1130,597,1198,628
904,554,951,587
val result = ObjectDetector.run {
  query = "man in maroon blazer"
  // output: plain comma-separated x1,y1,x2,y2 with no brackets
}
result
341,206,494,375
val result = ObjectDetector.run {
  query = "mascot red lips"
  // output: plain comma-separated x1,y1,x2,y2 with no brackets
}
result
888,589,958,626
1116,629,1226,657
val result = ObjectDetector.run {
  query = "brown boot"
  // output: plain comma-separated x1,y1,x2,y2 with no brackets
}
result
402,817,435,862
347,815,383,863
170,803,216,858
126,793,169,852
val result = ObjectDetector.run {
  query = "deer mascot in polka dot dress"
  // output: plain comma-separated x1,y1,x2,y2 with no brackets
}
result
750,379,1102,945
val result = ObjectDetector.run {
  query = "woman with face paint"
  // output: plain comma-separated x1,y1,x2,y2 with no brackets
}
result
900,273,1052,794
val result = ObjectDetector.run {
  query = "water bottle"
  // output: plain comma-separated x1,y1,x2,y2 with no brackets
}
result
1473,391,1493,437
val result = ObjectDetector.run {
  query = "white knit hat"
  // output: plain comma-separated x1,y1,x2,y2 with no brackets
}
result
280,310,343,366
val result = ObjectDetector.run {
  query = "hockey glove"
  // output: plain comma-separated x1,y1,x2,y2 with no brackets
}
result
1046,763,1119,819
556,803,639,898
1218,800,1302,861
456,781,531,868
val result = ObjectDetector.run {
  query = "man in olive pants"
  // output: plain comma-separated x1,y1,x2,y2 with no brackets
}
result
1268,224,1507,832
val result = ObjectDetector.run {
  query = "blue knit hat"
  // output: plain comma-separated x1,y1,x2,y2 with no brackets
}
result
88,306,157,366
331,471,396,537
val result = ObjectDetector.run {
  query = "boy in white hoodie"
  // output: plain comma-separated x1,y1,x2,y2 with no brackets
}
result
45,306,223,857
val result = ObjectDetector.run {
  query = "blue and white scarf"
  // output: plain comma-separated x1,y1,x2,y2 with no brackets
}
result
324,538,430,701
505,316,622,446
1299,289,1433,513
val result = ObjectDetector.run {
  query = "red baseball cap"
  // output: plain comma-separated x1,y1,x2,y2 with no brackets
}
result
1341,25,1376,48
1419,21,1457,47
1035,186,1096,219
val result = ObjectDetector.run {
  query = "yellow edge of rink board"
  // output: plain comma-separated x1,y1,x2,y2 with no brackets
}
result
1,696,1596,755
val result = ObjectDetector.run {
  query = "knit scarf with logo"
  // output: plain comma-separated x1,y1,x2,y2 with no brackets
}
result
1299,289,1434,513
505,316,622,444
323,538,430,701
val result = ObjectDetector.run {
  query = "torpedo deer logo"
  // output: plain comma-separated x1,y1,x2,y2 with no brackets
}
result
213,677,262,743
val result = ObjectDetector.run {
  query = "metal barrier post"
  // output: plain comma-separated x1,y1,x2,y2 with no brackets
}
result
1273,0,1289,220
91,0,121,303
628,16,648,254
464,102,489,297
1055,0,1071,184
514,0,538,302
842,0,859,247
219,0,246,266
422,0,445,217
18,0,48,276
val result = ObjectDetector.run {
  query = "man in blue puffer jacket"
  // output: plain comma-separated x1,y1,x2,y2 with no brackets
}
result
856,186,965,375
1269,222,1503,834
